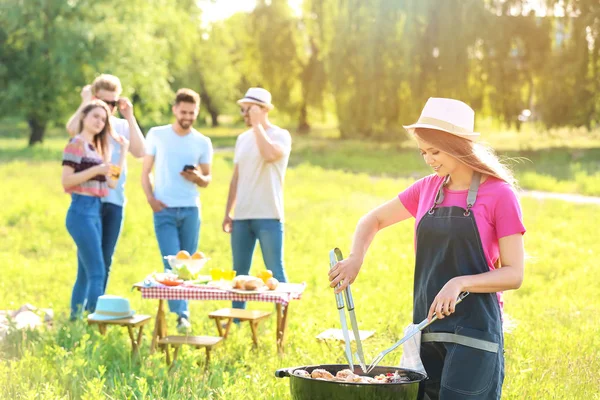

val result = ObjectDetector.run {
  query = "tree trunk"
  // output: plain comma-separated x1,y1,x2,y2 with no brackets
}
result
297,102,310,134
28,117,47,146
199,91,220,128
210,111,219,127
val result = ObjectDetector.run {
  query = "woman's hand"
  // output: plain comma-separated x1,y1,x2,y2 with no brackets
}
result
428,277,465,321
328,254,363,294
94,163,111,176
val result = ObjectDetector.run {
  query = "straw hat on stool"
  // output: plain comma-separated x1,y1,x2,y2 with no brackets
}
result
88,295,135,321
403,98,480,141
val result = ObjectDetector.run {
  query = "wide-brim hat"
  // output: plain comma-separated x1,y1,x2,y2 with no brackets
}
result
403,97,480,141
237,87,274,110
88,295,135,321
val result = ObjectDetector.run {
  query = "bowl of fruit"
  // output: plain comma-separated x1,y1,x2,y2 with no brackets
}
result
164,250,210,280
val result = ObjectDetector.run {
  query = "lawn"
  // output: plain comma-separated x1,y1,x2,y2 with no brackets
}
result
0,123,599,399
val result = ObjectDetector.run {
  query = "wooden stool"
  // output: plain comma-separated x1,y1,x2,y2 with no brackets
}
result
87,314,152,356
158,335,223,369
208,308,272,347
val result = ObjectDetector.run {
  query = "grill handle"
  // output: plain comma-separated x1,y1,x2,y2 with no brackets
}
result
275,367,297,378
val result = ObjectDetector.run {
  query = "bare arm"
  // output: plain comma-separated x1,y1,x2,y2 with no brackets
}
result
328,197,413,292
66,85,92,136
118,98,145,158
62,164,109,190
66,103,88,137
458,234,524,292
127,117,145,158
252,124,284,162
427,233,525,321
222,164,239,233
141,155,167,212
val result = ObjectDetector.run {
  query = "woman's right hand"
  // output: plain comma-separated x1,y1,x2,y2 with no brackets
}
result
328,254,364,294
94,163,111,176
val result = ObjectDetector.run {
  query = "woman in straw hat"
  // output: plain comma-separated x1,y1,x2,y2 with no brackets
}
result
328,98,525,399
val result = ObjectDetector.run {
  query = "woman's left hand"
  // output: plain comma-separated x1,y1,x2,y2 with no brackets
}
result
428,277,465,321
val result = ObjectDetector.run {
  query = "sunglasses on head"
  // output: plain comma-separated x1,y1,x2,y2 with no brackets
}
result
101,99,119,108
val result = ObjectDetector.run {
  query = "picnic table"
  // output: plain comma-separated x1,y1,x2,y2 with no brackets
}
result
133,281,306,354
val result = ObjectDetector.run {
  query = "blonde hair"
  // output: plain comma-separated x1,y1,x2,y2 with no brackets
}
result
414,128,517,188
91,74,122,96
78,100,115,161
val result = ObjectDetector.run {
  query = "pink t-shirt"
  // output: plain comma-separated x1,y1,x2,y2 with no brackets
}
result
398,174,526,309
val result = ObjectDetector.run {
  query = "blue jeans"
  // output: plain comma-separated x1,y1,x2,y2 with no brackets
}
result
153,207,200,320
66,194,106,319
76,202,124,293
231,219,287,311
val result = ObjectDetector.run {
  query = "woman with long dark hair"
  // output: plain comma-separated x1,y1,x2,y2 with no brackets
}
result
329,98,525,399
61,100,129,319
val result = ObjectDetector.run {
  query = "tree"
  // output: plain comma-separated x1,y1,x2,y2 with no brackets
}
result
0,0,102,144
246,0,304,122
179,19,242,126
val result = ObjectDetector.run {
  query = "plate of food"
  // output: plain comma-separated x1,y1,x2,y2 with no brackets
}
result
182,275,212,286
164,250,210,280
153,273,184,286
226,275,280,294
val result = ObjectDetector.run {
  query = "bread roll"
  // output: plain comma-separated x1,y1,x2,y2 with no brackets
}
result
265,277,279,290
233,275,252,289
243,277,264,291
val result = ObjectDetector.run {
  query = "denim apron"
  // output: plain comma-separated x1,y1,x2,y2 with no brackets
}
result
414,172,504,400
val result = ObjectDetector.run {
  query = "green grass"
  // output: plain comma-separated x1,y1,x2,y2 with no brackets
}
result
1,127,599,398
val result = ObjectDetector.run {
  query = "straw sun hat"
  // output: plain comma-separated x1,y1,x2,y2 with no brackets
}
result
403,97,480,141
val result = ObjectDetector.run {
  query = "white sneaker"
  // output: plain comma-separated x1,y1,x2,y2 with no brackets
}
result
176,317,192,334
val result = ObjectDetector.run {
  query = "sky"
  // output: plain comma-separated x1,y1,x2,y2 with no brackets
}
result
197,0,566,24
199,0,303,23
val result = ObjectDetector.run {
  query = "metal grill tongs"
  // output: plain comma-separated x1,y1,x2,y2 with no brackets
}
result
329,248,368,373
365,291,469,373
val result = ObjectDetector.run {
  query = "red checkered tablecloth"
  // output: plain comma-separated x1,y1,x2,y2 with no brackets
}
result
134,282,306,306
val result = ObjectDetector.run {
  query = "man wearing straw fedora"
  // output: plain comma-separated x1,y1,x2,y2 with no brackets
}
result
329,98,525,399
222,88,292,314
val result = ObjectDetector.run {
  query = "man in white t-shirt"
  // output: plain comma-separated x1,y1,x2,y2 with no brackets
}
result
66,74,146,295
222,88,292,313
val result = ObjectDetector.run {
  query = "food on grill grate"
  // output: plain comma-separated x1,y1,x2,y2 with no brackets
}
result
373,371,411,383
292,368,410,384
292,370,311,378
311,369,335,380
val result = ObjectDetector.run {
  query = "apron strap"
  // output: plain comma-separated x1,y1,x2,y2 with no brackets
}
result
421,332,499,353
465,172,481,216
429,172,482,215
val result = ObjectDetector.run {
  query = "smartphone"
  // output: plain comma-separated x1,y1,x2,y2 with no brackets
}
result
183,165,196,172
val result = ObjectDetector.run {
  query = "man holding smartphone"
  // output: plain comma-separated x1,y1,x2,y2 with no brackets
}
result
141,88,213,333
66,74,146,293
222,88,292,315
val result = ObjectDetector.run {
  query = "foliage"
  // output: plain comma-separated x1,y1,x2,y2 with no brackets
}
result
2,0,600,141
